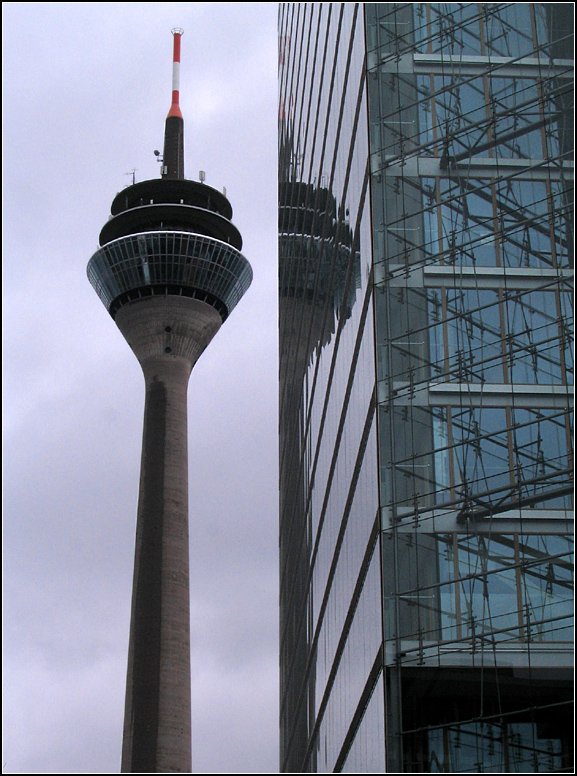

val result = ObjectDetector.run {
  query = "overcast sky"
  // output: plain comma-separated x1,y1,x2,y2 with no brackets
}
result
3,3,279,773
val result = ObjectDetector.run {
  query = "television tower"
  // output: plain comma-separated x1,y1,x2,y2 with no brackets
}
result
87,29,252,773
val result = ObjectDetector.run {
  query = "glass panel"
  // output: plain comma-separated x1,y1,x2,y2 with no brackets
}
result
456,535,519,643
426,288,573,385
341,673,385,772
520,535,574,642
279,6,379,771
428,720,563,773
433,534,574,644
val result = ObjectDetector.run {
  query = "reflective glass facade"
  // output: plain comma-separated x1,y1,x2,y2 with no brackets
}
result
279,3,573,773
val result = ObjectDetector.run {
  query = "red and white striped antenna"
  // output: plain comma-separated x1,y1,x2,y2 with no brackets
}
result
162,27,185,179
167,27,184,119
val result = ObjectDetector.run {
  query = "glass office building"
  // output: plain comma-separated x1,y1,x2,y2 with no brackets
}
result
278,3,573,772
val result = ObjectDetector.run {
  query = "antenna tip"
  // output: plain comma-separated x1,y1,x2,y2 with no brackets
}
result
171,27,184,36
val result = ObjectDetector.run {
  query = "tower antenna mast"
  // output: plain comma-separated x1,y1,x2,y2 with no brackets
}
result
162,27,185,179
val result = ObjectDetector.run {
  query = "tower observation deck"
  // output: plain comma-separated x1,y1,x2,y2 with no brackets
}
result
87,29,252,774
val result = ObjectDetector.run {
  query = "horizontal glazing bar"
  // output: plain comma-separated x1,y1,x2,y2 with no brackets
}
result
380,380,573,408
382,504,573,534
378,52,574,79
373,155,574,181
380,264,573,290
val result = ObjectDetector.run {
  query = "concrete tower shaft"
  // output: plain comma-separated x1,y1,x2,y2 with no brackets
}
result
87,28,252,774
117,297,222,774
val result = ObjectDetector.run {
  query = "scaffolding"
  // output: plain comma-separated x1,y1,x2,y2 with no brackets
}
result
368,3,573,771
